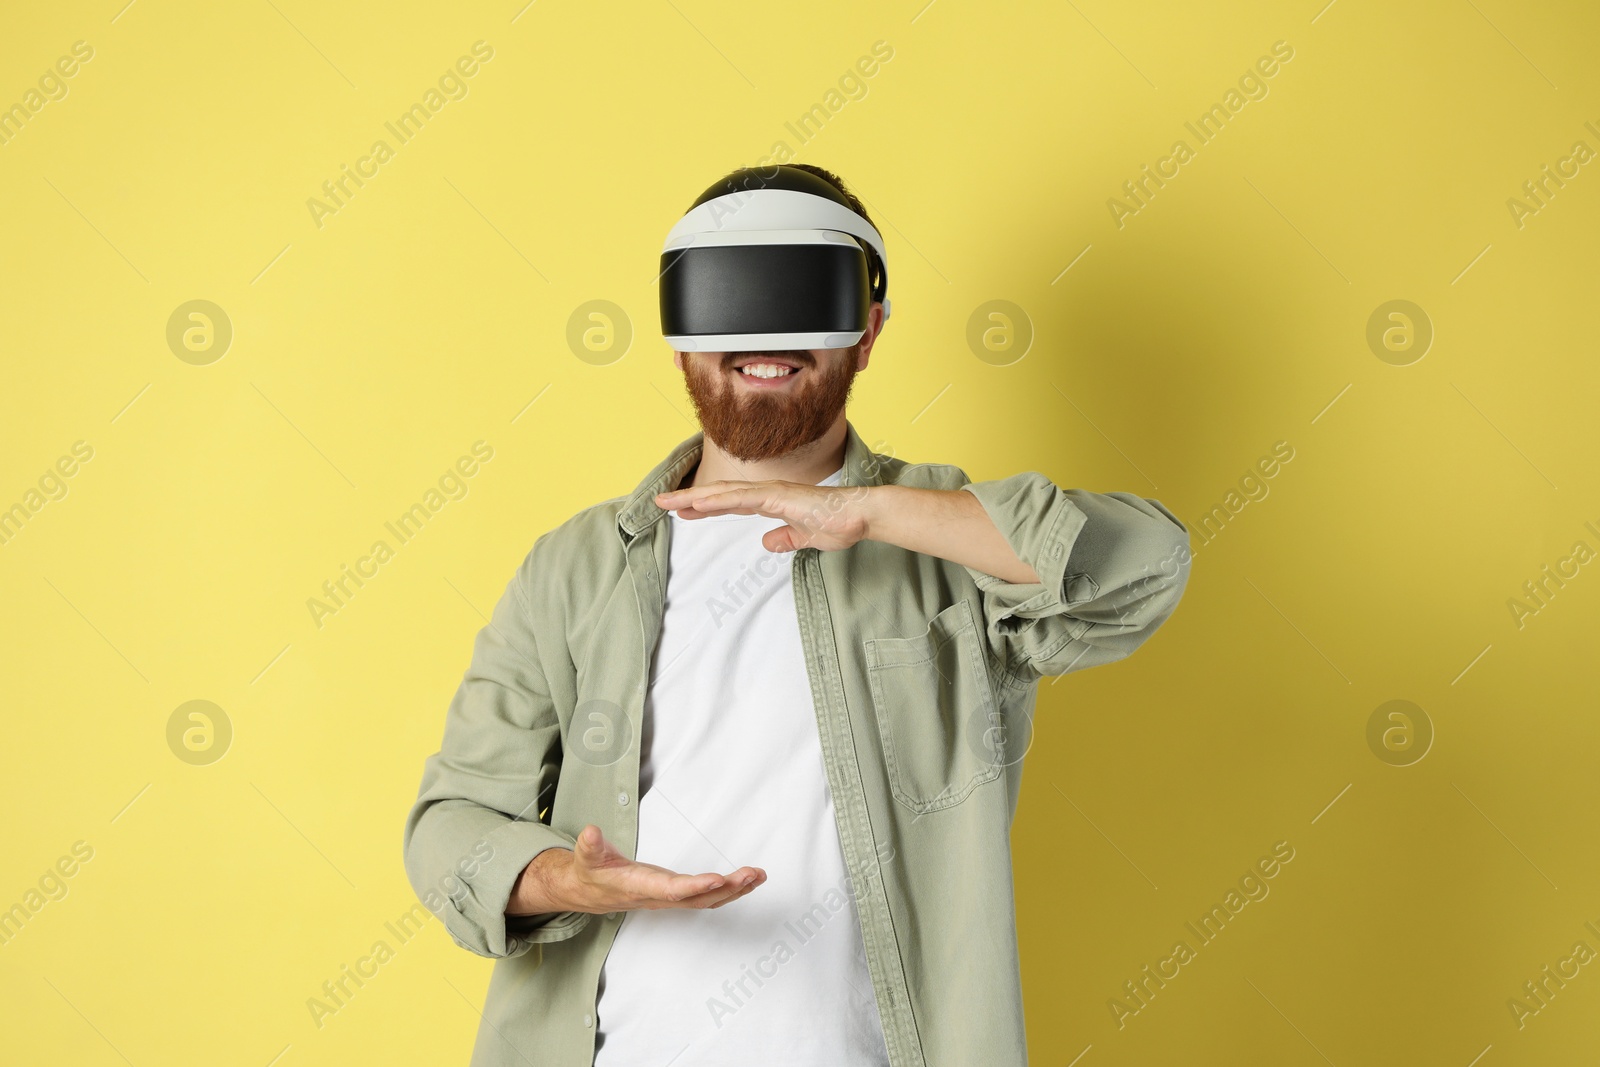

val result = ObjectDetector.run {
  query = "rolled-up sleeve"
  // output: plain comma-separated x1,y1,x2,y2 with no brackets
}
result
401,546,590,958
959,471,1191,680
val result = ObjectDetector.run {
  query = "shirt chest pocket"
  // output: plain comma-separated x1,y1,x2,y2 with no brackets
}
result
864,598,1003,814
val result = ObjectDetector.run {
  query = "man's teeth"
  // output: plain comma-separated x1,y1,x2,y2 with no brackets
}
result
739,364,795,379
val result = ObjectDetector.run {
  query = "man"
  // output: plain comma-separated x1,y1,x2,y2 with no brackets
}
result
403,164,1192,1066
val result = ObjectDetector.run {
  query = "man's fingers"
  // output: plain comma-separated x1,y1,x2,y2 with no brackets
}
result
680,868,767,910
665,484,790,520
613,865,730,905
640,867,764,910
661,870,729,900
706,875,765,909
655,481,754,510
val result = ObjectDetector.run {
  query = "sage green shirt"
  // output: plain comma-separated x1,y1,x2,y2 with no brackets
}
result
403,420,1192,1066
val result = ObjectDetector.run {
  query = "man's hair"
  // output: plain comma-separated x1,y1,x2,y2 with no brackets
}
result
782,163,874,231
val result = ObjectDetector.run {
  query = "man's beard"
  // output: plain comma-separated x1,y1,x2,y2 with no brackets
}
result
681,347,859,463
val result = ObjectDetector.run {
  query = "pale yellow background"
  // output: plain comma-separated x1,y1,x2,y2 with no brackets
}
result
2,0,1598,1063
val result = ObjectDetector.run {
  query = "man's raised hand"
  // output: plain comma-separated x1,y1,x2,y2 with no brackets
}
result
654,479,872,553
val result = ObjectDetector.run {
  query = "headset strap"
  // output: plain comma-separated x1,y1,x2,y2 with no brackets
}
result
665,189,887,277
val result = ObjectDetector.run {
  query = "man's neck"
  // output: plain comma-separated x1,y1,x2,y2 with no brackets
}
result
685,416,849,490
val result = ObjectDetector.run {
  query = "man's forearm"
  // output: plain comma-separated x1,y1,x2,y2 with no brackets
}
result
861,484,1041,585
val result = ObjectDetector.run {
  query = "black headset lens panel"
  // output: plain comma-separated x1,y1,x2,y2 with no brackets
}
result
660,243,870,340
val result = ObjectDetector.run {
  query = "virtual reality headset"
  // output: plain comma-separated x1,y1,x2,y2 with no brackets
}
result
659,166,891,353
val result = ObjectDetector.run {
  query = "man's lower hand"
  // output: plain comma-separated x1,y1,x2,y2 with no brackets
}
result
506,824,767,917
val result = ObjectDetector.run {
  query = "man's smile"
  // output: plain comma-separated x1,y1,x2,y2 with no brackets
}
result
729,356,806,389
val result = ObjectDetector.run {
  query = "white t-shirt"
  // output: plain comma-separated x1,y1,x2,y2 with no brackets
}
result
593,465,891,1067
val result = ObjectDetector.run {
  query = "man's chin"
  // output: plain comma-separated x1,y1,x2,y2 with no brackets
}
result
706,411,831,462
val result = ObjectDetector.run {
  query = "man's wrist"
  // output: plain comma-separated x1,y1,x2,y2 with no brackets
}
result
857,483,905,546
507,846,573,916
854,481,1040,583
857,484,960,550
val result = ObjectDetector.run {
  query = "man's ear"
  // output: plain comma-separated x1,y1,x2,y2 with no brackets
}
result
672,350,684,372
856,302,887,369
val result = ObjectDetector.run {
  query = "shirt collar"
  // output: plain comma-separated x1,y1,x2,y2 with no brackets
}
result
616,419,885,540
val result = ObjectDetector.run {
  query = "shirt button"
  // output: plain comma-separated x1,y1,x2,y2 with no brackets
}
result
617,791,629,806
1051,542,1064,559
583,1013,594,1028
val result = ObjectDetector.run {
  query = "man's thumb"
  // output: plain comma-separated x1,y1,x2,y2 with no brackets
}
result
765,525,799,553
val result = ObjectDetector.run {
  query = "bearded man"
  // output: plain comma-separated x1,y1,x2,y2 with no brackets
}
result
403,163,1192,1067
